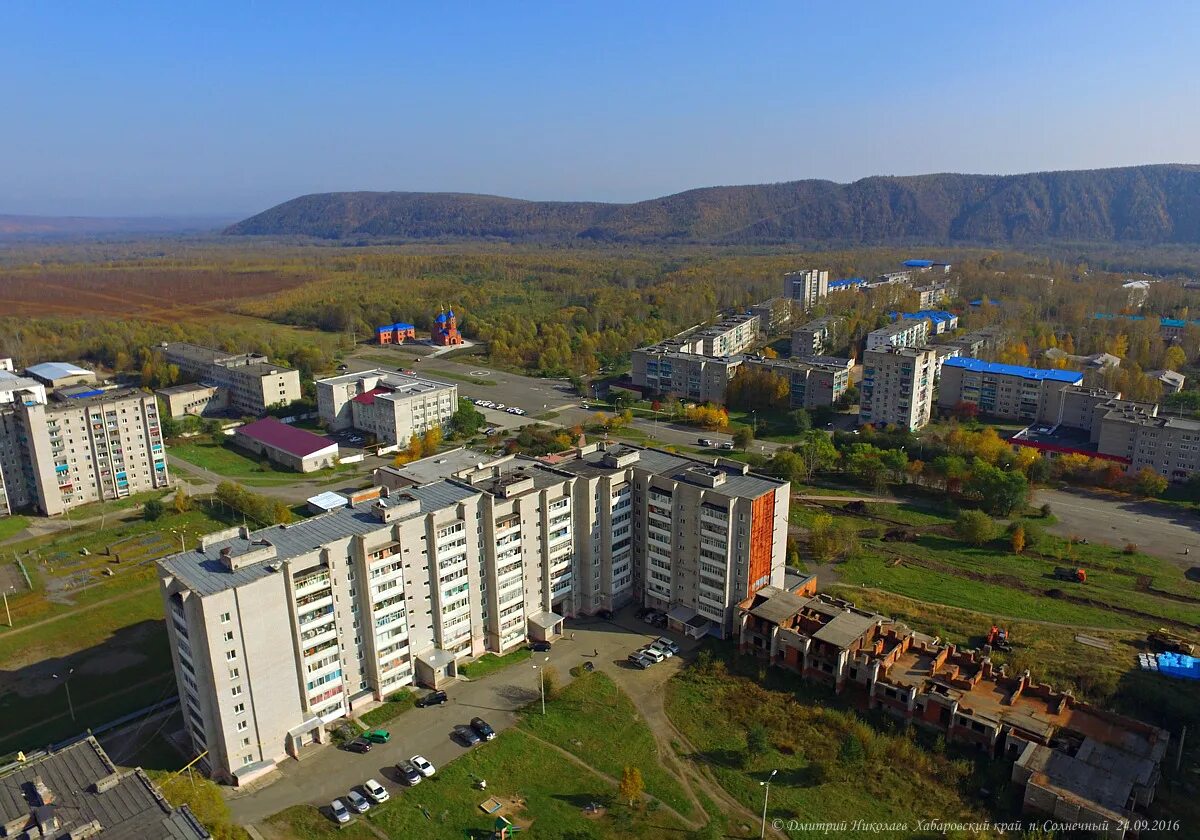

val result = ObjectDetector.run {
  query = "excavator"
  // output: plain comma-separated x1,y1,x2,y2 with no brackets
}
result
986,625,1013,652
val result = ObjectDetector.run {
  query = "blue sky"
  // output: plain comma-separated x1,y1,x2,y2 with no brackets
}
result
3,1,1198,216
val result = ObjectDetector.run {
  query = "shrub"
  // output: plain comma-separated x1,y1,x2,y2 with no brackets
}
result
1124,542,1139,555
143,498,164,521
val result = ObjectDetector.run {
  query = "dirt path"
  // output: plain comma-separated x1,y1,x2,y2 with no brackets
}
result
0,582,157,639
518,729,702,829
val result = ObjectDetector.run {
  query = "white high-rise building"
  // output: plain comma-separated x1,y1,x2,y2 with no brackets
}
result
782,269,829,311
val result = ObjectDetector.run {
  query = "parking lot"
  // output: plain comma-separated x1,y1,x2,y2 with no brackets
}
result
227,606,699,827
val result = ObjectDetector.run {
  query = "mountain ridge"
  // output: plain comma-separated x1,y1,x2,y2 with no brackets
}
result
224,164,1200,245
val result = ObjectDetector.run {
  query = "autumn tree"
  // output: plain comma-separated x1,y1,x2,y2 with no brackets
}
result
732,425,754,451
619,766,645,808
172,487,192,514
1132,467,1167,498
1010,524,1026,554
421,426,443,456
955,509,996,546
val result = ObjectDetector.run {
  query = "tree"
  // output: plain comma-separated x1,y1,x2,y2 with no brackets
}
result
966,461,1029,516
610,389,635,410
272,501,293,525
1163,345,1188,372
143,498,164,521
1132,466,1167,498
761,346,779,359
732,425,754,451
619,766,645,807
838,733,865,765
955,509,996,546
809,513,858,562
449,399,485,438
746,722,769,759
421,426,443,457
1010,524,1026,554
789,408,812,433
793,430,838,480
172,487,192,514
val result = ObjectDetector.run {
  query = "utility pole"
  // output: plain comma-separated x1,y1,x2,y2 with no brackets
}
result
759,769,777,839
2,587,11,627
52,669,76,721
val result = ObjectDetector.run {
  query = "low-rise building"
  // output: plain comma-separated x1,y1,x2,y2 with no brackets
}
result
1149,369,1186,393
155,382,228,418
866,318,930,351
162,342,301,416
316,369,457,446
0,736,210,839
739,585,1169,839
860,346,935,431
791,316,842,358
24,361,97,389
938,358,1083,423
233,417,339,472
890,310,958,335
376,322,417,345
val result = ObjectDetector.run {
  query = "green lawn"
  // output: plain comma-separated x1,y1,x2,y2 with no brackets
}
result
169,440,336,486
518,671,697,821
357,690,416,729
666,652,1003,839
458,647,531,680
0,515,29,542
269,728,690,840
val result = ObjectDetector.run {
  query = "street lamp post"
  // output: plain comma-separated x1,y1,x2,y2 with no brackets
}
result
759,769,777,839
532,655,550,715
2,586,12,627
52,668,76,722
170,530,186,553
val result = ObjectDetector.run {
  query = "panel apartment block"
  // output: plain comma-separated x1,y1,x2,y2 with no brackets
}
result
316,369,457,446
162,342,301,416
782,269,829,311
937,358,1083,424
860,346,936,431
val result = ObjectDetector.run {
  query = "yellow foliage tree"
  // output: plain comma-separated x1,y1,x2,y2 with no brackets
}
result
762,346,779,359
1010,525,1026,554
421,426,443,456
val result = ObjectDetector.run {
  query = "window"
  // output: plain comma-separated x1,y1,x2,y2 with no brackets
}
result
237,720,248,732
223,631,234,642
242,737,251,747
243,754,253,765
231,685,242,697
229,668,239,680
234,702,245,715
220,612,230,623
225,649,237,661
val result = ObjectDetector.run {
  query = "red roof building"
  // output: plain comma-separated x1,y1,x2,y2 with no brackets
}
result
233,417,339,473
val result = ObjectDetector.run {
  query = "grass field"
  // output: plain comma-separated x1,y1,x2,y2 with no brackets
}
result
168,440,352,486
518,671,697,820
0,516,29,542
267,728,690,840
666,651,1004,837
356,690,415,730
457,647,530,680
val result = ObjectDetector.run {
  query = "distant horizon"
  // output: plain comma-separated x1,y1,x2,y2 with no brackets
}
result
5,160,1200,222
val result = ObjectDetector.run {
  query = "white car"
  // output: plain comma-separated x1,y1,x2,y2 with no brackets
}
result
474,399,488,406
494,403,506,410
654,636,681,655
512,408,526,415
639,647,666,663
345,790,370,813
646,641,674,658
330,799,350,824
363,779,389,804
411,754,436,777
506,407,520,414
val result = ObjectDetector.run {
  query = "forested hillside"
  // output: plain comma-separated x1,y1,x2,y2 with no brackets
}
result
226,164,1200,245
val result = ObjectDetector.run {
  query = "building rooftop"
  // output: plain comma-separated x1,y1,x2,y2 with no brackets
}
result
870,320,929,337
236,417,337,458
161,342,233,365
155,382,217,396
0,737,209,839
743,586,815,625
555,443,784,499
381,448,494,486
903,259,935,268
942,357,1083,384
43,388,149,413
159,481,480,596
811,610,880,649
24,362,93,381
891,310,957,325
320,369,454,396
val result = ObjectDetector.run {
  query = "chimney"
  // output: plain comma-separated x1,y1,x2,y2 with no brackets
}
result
33,776,55,806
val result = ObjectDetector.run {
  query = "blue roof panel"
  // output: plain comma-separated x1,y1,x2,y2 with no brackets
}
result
903,259,934,268
943,357,1083,383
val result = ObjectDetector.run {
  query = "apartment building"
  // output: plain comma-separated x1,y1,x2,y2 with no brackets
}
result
162,342,301,416
0,388,169,516
155,382,228,417
747,298,793,335
865,318,930,351
0,373,47,517
859,346,936,431
158,443,789,783
316,369,457,446
739,585,1169,839
937,358,1083,424
943,324,1006,358
791,316,842,358
744,357,849,409
630,344,743,403
782,269,829,311
891,310,958,335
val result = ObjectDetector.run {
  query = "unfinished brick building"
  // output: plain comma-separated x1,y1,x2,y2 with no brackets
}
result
739,585,1171,839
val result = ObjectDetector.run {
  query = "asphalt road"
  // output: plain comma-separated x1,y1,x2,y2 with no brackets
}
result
1037,487,1200,570
225,611,678,826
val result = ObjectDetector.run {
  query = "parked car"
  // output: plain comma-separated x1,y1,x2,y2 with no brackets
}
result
654,636,681,655
416,689,449,708
639,647,666,663
395,761,422,786
506,407,520,414
454,724,482,746
363,779,389,804
411,755,436,777
344,738,371,754
595,608,614,620
628,652,654,669
329,799,351,824
337,364,349,371
470,717,496,741
698,437,715,446
651,613,668,628
345,790,371,813
512,408,526,415
364,729,390,744
719,441,734,450
635,607,656,620
494,403,506,410
530,640,552,652
646,641,674,658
